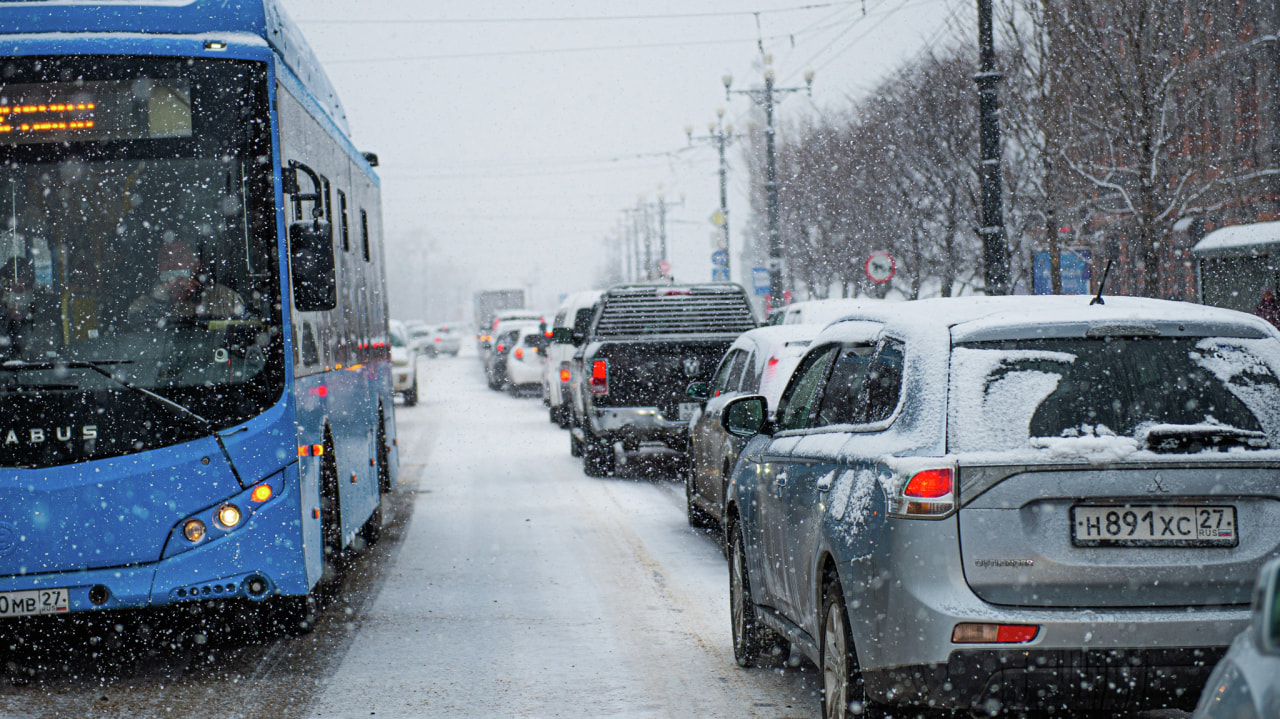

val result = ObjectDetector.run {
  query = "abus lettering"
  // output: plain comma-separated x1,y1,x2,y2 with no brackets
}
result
0,426,99,445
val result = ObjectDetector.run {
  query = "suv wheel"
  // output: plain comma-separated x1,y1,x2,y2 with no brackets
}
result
729,523,788,667
685,473,714,529
582,436,615,477
820,577,883,719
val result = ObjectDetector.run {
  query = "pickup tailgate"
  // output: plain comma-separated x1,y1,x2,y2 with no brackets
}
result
589,339,732,420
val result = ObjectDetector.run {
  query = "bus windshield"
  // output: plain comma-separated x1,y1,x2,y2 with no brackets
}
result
0,57,282,468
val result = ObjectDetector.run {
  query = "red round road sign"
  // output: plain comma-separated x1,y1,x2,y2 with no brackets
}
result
658,259,671,276
865,252,896,283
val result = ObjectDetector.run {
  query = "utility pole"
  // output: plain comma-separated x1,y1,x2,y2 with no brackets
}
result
687,108,734,281
725,57,813,307
638,196,654,280
976,0,1010,294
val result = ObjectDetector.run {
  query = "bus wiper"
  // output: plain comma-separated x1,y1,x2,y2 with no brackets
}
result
2,359,211,427
1140,423,1270,453
0,359,246,484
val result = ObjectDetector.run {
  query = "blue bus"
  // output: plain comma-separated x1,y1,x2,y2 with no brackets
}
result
0,0,398,630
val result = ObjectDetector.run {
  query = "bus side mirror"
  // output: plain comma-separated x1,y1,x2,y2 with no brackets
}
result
290,220,336,311
1253,556,1280,656
722,395,769,438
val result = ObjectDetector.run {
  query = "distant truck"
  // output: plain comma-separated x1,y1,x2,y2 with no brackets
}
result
473,289,526,349
568,283,758,477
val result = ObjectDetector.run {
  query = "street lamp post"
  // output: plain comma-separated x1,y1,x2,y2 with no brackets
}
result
687,108,734,281
976,0,1010,294
725,58,813,307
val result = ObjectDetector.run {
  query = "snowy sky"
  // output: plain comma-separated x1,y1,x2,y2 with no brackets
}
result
276,0,972,320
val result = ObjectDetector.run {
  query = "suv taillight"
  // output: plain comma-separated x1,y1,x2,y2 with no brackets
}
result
559,362,571,383
589,359,609,395
887,466,955,518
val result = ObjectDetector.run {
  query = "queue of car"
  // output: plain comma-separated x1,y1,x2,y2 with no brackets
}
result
476,284,1280,719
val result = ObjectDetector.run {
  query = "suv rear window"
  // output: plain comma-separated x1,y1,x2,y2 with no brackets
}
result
948,336,1280,454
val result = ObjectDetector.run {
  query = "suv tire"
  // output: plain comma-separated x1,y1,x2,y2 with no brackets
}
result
582,436,615,477
729,523,788,667
820,577,884,719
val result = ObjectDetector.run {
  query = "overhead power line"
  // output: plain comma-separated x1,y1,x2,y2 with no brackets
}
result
326,34,792,64
298,3,859,25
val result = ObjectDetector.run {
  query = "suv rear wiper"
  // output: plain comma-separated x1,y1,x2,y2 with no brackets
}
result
1140,423,1269,453
0,359,246,483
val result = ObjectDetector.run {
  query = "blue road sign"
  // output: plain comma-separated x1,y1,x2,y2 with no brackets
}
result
1033,249,1091,294
711,250,728,267
752,267,770,296
711,267,729,282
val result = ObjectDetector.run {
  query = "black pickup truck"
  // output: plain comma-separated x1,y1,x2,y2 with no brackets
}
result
568,283,757,476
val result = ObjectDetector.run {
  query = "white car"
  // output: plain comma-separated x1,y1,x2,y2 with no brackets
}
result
427,323,462,357
504,325,548,394
542,290,602,427
389,320,419,406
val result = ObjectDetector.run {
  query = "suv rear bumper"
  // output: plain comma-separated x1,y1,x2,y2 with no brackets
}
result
585,407,688,450
844,516,1250,712
864,646,1223,714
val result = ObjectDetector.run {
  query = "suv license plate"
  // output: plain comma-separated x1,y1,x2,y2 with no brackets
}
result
1072,505,1237,547
0,588,70,617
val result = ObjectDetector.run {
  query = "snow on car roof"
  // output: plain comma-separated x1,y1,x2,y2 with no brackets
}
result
729,324,822,351
815,295,1277,344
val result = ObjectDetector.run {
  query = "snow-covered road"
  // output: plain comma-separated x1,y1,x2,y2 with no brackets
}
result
309,352,821,717
0,352,1192,718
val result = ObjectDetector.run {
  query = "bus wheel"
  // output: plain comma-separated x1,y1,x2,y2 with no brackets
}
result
376,408,391,495
358,498,383,548
319,433,345,587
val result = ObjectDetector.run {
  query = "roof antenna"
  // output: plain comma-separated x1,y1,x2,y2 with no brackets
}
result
1090,259,1114,306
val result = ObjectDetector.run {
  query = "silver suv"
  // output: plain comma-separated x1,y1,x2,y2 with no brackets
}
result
721,296,1280,717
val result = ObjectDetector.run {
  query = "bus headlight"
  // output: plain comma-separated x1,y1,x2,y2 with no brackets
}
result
217,504,243,529
183,519,207,542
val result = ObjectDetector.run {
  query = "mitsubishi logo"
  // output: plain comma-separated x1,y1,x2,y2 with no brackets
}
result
682,357,701,377
1146,474,1170,493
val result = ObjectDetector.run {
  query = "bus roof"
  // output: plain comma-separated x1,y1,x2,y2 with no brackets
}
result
0,0,348,134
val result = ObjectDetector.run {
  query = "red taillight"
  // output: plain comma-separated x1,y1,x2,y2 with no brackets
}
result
889,466,955,518
767,356,780,367
589,359,609,395
559,364,571,383
903,468,952,498
952,623,1040,644
515,348,524,360
434,337,441,342
496,344,506,353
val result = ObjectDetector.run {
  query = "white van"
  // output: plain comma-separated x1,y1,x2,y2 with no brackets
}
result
542,290,602,427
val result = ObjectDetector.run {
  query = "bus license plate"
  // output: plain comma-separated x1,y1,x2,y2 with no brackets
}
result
0,588,70,617
1072,505,1237,547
